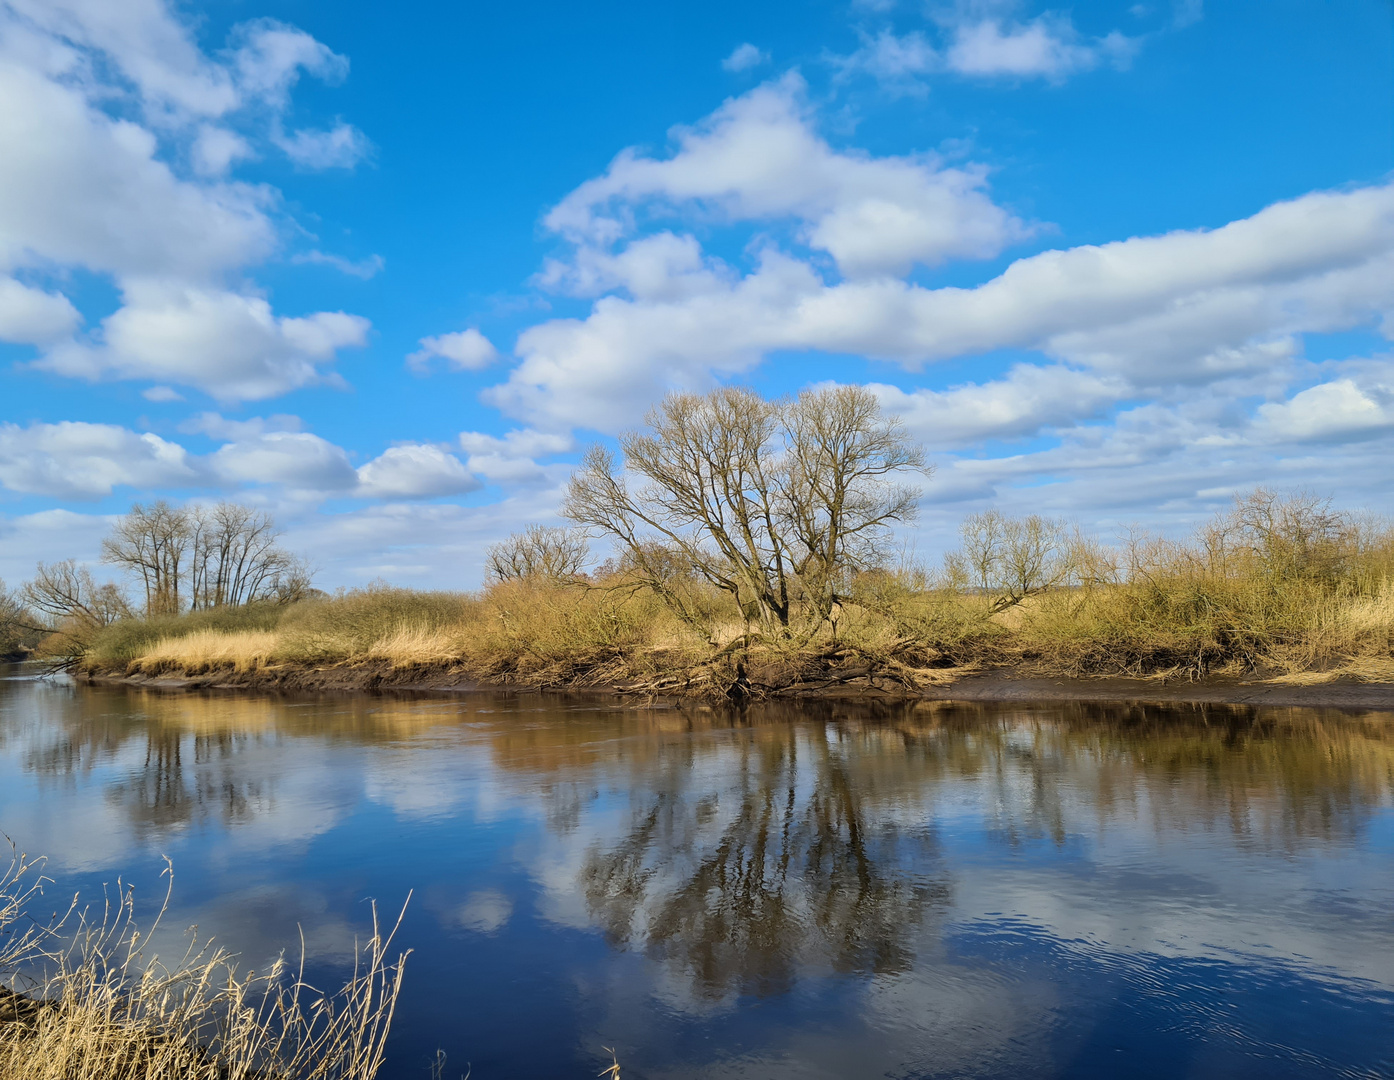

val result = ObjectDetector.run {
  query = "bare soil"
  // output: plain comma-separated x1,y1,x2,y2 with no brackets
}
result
74,659,1394,711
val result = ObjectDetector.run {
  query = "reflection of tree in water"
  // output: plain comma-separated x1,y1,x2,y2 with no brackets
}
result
579,720,950,999
105,728,270,833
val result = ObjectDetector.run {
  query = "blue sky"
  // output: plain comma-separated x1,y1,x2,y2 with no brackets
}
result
1,0,1391,588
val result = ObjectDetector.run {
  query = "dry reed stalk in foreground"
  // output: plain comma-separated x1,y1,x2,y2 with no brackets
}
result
0,844,409,1080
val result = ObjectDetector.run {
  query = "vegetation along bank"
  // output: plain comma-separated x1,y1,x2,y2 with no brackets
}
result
4,387,1393,706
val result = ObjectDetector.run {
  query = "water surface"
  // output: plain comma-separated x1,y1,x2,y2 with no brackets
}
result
1,665,1392,1079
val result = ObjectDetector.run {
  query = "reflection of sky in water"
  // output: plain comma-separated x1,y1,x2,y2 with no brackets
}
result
1,667,1392,1078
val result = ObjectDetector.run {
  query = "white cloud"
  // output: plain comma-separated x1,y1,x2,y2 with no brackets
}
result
407,329,499,373
272,121,371,170
491,183,1394,433
0,509,113,584
544,75,1029,278
355,445,480,499
0,421,196,498
178,412,303,440
458,428,574,485
141,385,183,402
290,250,384,279
210,431,358,491
191,125,254,177
0,0,376,399
945,18,1134,79
834,9,1139,91
1256,375,1394,443
834,31,938,95
865,366,1130,448
0,61,274,280
35,283,371,401
721,43,768,73
0,277,81,344
536,232,729,301
228,18,349,109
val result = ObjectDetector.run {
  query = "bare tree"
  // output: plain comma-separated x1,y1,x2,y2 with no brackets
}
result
0,579,36,656
22,560,132,630
1216,488,1350,584
188,503,300,608
946,511,1080,612
485,525,589,585
103,501,310,614
101,501,190,615
19,561,132,664
565,385,929,639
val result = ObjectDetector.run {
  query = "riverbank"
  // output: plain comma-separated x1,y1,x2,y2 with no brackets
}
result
74,657,1394,710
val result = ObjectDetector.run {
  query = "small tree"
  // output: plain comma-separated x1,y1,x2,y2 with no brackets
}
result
22,560,132,630
0,580,38,657
564,385,929,639
484,525,589,585
945,511,1081,612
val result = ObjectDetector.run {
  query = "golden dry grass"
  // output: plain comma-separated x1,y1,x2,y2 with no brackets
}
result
0,850,408,1080
134,629,279,673
78,494,1394,693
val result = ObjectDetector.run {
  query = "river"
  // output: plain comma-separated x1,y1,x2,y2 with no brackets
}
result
1,664,1392,1078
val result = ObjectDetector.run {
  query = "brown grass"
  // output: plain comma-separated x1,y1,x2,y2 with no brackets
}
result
77,495,1394,696
0,847,408,1080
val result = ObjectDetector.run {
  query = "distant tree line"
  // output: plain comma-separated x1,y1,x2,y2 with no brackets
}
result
1,501,311,662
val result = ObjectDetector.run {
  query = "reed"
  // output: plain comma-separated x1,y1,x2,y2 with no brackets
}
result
0,847,409,1080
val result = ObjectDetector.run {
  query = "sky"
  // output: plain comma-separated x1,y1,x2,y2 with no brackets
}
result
0,0,1391,590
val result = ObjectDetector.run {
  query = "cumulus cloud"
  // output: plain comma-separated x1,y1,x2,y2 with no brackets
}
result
355,445,480,499
0,62,274,280
178,412,303,440
865,366,1130,448
721,43,768,72
544,75,1029,278
1256,373,1394,443
35,283,370,400
492,182,1394,433
209,431,358,490
0,421,196,499
0,0,376,399
407,329,500,373
0,278,81,344
458,428,574,485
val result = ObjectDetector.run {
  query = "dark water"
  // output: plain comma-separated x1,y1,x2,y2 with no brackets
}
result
2,666,1392,1079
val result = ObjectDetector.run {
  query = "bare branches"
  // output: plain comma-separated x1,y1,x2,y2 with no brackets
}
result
485,525,589,585
22,561,131,632
565,385,930,639
945,511,1083,612
103,501,310,616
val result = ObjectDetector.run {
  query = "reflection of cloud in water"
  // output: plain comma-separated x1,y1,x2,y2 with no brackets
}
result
452,889,513,934
5,678,1394,1075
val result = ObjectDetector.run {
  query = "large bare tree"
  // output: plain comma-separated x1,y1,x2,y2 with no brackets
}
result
102,501,310,615
564,385,928,639
101,501,190,615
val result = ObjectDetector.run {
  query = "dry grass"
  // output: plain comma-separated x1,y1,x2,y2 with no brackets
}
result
76,495,1394,694
134,629,279,673
0,847,408,1080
